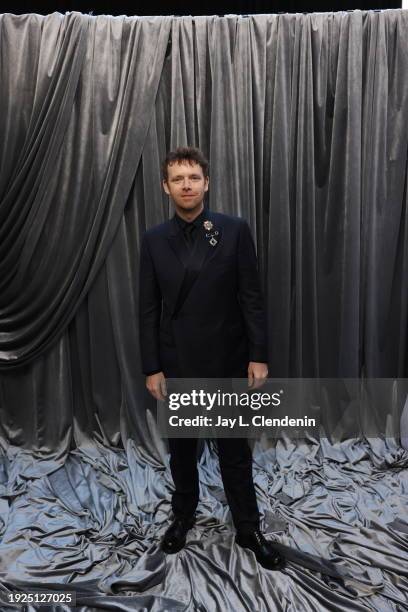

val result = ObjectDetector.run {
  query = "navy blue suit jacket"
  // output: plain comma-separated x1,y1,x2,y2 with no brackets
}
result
138,210,267,378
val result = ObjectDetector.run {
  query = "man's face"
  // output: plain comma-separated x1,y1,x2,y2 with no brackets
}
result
163,160,209,211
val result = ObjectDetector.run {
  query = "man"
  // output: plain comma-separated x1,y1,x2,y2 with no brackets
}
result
138,147,284,570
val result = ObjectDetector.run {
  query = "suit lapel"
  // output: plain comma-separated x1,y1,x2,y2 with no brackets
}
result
166,211,222,317
192,213,222,271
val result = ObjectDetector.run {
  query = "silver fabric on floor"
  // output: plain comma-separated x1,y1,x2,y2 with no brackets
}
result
0,437,407,611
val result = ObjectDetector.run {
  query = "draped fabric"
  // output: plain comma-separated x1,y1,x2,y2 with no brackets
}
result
0,12,171,367
1,10,408,378
0,9,408,612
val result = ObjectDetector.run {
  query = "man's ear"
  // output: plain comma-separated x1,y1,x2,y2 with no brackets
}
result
204,176,209,192
162,179,170,195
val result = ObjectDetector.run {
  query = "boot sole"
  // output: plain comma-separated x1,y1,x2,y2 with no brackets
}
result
236,539,285,571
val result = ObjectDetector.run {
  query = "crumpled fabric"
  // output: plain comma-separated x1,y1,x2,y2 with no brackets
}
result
0,436,407,611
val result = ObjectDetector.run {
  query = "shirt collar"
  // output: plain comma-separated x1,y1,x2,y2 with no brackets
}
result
175,207,207,230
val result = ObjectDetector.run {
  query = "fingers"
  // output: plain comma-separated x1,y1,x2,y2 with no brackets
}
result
149,387,165,401
146,373,167,401
251,376,266,389
160,377,167,398
249,375,264,389
248,366,268,389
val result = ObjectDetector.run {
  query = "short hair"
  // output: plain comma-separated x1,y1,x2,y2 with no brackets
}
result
161,146,209,181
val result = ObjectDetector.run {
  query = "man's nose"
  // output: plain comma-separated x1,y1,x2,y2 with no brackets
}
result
181,179,192,189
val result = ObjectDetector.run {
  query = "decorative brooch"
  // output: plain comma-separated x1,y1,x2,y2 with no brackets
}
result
203,220,218,246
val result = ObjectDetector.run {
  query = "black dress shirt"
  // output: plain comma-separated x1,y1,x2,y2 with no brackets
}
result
175,207,206,251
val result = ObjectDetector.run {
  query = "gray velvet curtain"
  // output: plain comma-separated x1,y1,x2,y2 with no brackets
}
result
0,10,407,612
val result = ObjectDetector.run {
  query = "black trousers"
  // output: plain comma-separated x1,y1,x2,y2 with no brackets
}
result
168,437,260,534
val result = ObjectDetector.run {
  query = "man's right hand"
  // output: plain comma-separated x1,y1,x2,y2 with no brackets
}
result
146,371,167,401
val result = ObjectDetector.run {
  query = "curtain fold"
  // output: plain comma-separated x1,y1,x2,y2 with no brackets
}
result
0,9,407,447
0,12,171,368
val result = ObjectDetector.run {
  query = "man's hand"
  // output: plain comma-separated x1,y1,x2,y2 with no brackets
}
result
248,361,268,389
146,371,167,401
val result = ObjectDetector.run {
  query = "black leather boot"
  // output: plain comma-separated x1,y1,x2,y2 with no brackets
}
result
161,516,195,554
236,529,285,570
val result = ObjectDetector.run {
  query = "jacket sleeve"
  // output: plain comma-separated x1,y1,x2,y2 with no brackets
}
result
138,233,162,375
237,220,268,363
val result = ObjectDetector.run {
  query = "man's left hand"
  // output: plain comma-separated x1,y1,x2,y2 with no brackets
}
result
248,361,268,389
